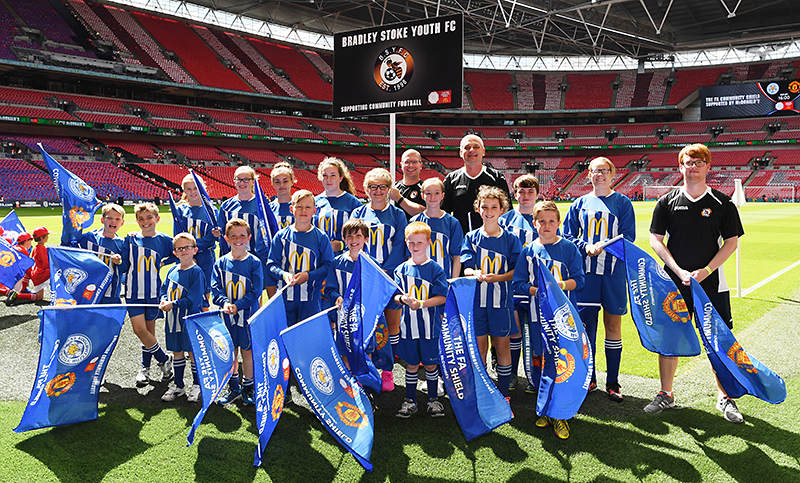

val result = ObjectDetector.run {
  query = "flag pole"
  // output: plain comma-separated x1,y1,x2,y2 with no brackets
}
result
733,179,746,298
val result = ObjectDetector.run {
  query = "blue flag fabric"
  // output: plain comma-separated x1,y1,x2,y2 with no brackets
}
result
254,179,279,253
1,210,26,243
48,247,113,306
535,257,593,420
337,254,397,392
248,290,290,466
189,170,219,229
439,277,513,441
168,193,188,234
15,305,127,432
40,145,101,246
184,311,235,446
281,311,374,472
604,238,701,357
0,236,34,289
690,279,786,404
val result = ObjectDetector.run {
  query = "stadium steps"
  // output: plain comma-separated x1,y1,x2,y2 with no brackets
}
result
132,163,181,192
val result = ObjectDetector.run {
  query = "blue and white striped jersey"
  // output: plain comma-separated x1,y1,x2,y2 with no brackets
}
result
314,192,363,253
351,203,408,273
461,228,522,309
512,237,585,307
266,226,333,303
563,191,635,276
217,196,268,261
75,229,125,300
409,211,463,277
394,259,448,340
322,253,356,304
211,253,263,327
174,203,216,288
269,200,294,230
121,232,175,301
161,264,205,335
498,210,539,248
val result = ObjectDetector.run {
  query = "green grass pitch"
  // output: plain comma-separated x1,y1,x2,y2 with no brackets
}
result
1,202,799,482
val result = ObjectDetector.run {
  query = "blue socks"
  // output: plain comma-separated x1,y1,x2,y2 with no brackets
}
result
229,374,240,391
242,377,254,391
426,368,438,399
173,357,186,388
497,364,513,398
141,345,151,367
509,337,522,379
605,339,622,385
579,307,600,384
144,342,168,365
405,370,418,401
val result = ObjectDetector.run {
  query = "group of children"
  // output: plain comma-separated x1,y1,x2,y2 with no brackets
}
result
5,156,633,442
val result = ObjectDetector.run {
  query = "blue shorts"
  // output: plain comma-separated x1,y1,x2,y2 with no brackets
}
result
474,305,518,338
396,337,439,366
285,298,322,327
165,326,192,353
127,298,162,321
575,272,628,316
227,322,252,351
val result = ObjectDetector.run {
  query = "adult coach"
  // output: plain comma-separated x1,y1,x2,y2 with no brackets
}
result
441,135,512,234
644,143,745,423
389,149,425,220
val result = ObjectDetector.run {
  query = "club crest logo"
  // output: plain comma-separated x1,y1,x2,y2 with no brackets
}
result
766,82,780,95
267,339,280,379
310,357,334,395
59,333,92,366
375,321,389,350
339,377,355,398
69,206,91,229
727,342,757,374
554,304,579,341
0,250,13,267
374,46,414,93
555,348,576,383
63,268,88,294
701,208,712,218
271,385,284,420
208,328,231,362
654,262,672,282
45,373,76,397
662,292,690,323
790,81,800,94
68,177,95,202
336,401,368,428
582,332,590,360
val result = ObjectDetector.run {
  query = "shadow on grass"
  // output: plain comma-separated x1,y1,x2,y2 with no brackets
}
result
15,405,158,483
0,313,37,331
194,437,258,482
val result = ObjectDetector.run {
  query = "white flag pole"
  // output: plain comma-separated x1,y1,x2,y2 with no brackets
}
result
390,113,397,184
733,178,747,298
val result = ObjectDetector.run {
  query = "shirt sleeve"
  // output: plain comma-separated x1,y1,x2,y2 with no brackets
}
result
720,198,745,240
210,261,227,306
507,234,522,271
217,204,230,255
308,232,334,285
562,200,587,253
460,233,476,269
617,195,636,243
266,232,287,282
322,260,342,302
649,196,669,235
566,241,585,291
512,247,533,295
383,209,408,273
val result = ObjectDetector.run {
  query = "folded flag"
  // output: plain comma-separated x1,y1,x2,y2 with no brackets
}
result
439,277,512,441
248,289,291,466
0,236,34,289
185,311,235,446
168,192,188,235
254,178,279,253
604,237,701,357
40,144,101,246
48,247,113,306
535,257,593,420
15,305,127,432
281,310,374,472
690,278,786,404
189,170,219,229
0,210,26,243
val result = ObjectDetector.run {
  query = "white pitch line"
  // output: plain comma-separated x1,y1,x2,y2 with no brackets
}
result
741,259,800,297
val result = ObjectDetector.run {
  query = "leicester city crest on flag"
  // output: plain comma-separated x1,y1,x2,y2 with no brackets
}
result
48,247,113,306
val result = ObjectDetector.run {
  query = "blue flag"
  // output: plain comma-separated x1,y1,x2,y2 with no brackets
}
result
248,289,290,466
254,178,279,253
15,305,126,432
535,257,593,420
40,144,101,246
1,210,26,243
604,237,701,357
189,170,219,229
0,236,34,289
48,247,113,306
439,277,513,441
690,279,786,404
281,311,374,472
338,254,397,392
184,311,235,446
168,192,188,234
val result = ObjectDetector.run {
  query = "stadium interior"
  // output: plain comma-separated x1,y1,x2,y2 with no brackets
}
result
1,0,799,205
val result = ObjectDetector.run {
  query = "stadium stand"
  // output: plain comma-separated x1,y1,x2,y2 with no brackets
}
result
565,73,615,110
464,71,514,110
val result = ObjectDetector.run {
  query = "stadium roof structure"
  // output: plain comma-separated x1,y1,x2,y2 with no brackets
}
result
123,0,800,69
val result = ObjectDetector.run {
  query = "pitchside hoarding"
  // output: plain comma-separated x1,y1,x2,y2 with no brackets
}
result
333,14,463,118
700,80,800,120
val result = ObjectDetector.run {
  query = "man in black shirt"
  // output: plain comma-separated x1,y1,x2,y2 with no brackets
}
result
389,149,425,220
644,143,745,424
441,135,511,233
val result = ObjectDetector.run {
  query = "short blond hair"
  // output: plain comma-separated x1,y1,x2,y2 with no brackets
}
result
271,162,295,182
474,186,510,212
405,221,431,240
102,203,125,218
533,200,560,222
363,168,393,191
291,189,315,206
588,157,616,177
421,177,444,192
234,166,258,193
173,232,196,248
180,173,207,204
225,218,250,237
134,202,159,218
